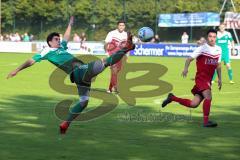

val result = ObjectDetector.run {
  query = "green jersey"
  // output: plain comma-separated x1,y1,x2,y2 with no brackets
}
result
216,31,233,55
32,40,83,74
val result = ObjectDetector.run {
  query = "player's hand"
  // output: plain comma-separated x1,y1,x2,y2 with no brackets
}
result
7,70,18,79
218,79,222,91
69,16,74,26
182,69,188,78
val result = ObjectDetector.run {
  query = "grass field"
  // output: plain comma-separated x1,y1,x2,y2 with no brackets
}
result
0,53,240,160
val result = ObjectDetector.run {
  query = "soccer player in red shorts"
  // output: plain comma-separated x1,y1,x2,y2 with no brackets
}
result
105,20,128,93
162,29,222,127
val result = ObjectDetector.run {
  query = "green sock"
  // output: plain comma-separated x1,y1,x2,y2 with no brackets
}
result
212,70,217,81
66,102,86,122
228,69,233,81
105,49,127,66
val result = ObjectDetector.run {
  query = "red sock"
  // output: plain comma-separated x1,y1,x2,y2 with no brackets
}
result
203,99,211,125
111,73,117,89
108,72,115,91
171,96,192,108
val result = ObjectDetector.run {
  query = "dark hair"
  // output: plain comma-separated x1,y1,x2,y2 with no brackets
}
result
207,29,217,36
46,32,60,47
117,20,125,25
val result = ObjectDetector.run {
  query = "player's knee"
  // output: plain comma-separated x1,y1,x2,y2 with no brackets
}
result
80,96,89,107
190,101,199,108
205,97,212,101
226,63,231,69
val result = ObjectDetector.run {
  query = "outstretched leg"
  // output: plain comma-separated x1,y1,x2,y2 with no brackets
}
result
84,32,135,81
103,32,135,67
60,84,90,134
162,93,203,108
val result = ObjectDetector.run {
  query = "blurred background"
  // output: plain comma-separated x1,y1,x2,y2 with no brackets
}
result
1,0,240,42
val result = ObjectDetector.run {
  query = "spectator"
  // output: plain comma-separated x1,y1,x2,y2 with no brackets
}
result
23,32,30,42
132,35,140,44
15,32,21,42
4,34,10,41
30,34,34,41
181,32,189,44
10,33,16,41
150,37,156,43
73,33,81,42
0,34,3,41
197,37,206,46
154,34,160,43
80,32,87,42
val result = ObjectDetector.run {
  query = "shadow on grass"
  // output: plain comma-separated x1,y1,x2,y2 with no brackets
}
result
0,95,239,160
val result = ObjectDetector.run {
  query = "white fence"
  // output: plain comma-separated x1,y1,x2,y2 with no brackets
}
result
0,41,240,59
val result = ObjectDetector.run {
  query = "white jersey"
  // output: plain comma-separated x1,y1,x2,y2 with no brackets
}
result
191,43,222,63
105,29,127,44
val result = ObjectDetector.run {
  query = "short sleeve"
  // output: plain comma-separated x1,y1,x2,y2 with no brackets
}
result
32,54,42,62
190,46,203,59
105,31,112,43
61,40,68,50
32,47,50,62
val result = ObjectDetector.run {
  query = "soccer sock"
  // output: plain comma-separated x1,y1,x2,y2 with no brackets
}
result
228,68,233,81
212,70,217,81
171,96,192,108
66,101,87,123
108,72,114,91
112,72,118,90
104,49,128,67
203,99,211,125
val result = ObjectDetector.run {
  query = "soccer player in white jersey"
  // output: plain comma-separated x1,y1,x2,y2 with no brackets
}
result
162,29,222,127
105,20,128,93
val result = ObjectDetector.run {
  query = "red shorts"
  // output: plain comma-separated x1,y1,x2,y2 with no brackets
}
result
191,82,211,97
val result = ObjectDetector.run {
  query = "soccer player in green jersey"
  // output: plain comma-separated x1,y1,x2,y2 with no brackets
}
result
7,16,135,134
212,23,235,84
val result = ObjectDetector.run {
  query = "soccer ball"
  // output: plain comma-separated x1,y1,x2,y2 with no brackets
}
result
138,27,154,42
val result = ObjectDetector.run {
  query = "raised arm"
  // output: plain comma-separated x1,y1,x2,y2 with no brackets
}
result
63,16,74,42
7,58,36,79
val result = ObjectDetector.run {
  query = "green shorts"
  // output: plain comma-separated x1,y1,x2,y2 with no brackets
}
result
221,51,231,64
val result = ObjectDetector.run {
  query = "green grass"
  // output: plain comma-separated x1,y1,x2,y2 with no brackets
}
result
0,53,240,160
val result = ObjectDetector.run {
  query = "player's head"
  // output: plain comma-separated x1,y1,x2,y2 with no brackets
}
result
206,29,217,46
219,23,225,32
47,32,60,48
117,20,126,33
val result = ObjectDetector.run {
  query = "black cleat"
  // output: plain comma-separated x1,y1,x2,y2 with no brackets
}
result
203,121,218,128
162,93,174,108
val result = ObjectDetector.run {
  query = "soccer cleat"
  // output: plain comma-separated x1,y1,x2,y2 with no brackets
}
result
124,32,135,51
230,81,235,84
106,90,112,93
59,121,69,134
162,93,174,108
203,121,218,128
